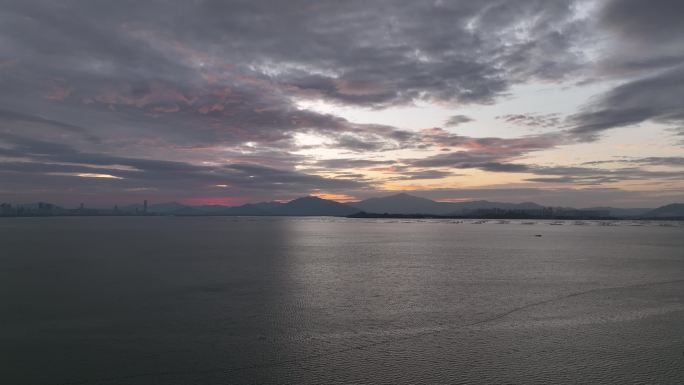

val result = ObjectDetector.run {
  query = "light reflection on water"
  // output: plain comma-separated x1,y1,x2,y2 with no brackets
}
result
1,217,683,384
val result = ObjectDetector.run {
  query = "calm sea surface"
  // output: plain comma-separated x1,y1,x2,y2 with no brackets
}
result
1,217,683,384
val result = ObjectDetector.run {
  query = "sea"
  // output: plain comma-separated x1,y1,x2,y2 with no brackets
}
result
1,217,683,384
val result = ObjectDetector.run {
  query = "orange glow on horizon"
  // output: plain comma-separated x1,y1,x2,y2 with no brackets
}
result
310,192,358,202
435,197,476,203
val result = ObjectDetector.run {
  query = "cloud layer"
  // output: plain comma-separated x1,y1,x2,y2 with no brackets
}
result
0,0,683,206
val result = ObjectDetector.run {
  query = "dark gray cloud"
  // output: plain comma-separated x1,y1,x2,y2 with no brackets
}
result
419,128,561,150
0,133,365,204
410,129,561,168
582,156,684,167
479,163,531,173
634,157,684,167
444,115,473,127
523,166,683,185
0,0,682,205
0,0,589,113
569,65,684,140
406,142,683,186
524,177,575,183
332,136,390,152
397,170,454,180
601,0,684,42
498,113,561,129
410,151,508,168
0,109,88,135
1,1,435,157
384,169,456,181
592,0,684,77
566,0,684,141
265,1,587,107
312,158,394,170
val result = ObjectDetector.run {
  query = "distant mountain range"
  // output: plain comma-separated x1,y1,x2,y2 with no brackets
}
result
353,193,544,215
111,193,684,218
120,196,360,216
4,193,683,218
644,203,684,218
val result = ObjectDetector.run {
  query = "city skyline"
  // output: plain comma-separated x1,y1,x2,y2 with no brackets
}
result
1,0,683,208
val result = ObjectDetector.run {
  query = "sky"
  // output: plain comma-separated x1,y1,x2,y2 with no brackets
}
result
0,0,683,208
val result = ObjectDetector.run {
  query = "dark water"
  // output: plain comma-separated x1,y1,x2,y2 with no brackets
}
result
1,217,683,384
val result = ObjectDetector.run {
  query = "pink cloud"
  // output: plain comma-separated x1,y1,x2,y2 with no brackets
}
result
420,127,558,157
45,84,73,101
88,81,196,109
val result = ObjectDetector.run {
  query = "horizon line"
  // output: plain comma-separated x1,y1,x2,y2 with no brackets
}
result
2,192,680,210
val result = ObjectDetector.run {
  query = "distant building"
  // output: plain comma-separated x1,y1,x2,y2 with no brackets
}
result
37,202,55,215
0,203,13,216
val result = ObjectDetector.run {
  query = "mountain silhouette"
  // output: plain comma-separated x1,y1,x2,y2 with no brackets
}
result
644,203,684,218
7,195,682,218
355,193,449,214
269,196,359,216
354,193,543,215
580,206,651,217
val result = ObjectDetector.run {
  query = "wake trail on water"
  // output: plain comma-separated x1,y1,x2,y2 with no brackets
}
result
59,278,684,385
